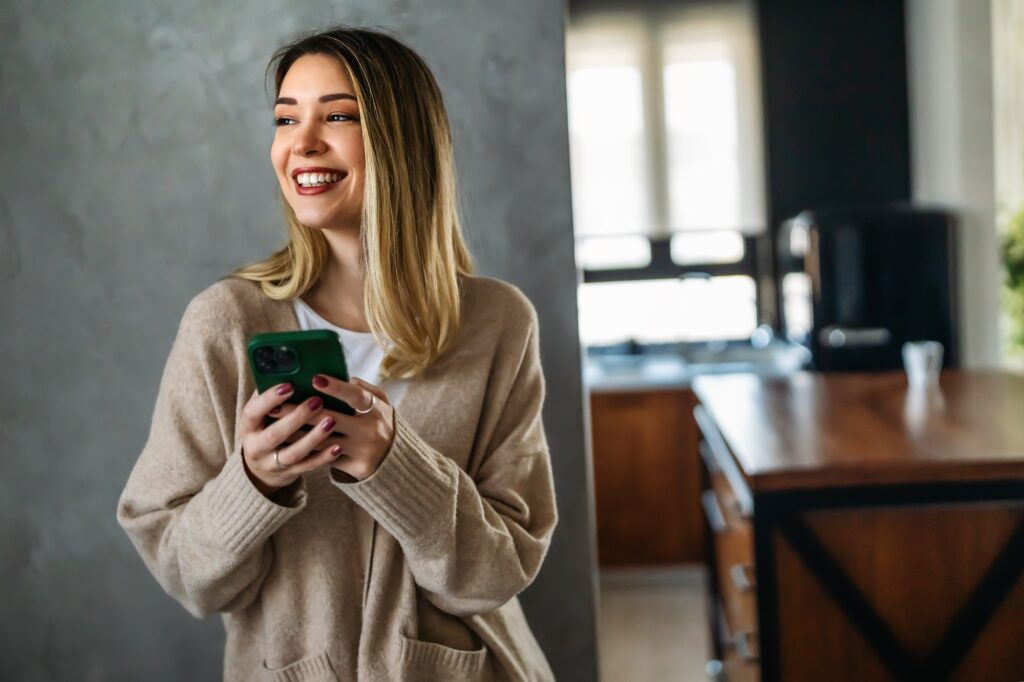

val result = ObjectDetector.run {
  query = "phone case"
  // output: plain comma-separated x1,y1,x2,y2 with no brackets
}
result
247,330,355,424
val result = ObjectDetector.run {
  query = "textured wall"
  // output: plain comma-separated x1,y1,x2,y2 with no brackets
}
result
0,1,599,679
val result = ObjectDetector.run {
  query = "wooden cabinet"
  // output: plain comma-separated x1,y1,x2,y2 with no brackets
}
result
694,371,1024,682
589,389,704,565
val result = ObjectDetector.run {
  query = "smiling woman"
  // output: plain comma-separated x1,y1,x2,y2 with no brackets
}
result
270,56,366,230
116,25,558,682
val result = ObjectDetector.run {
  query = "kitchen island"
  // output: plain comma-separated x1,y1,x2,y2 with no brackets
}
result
693,370,1024,681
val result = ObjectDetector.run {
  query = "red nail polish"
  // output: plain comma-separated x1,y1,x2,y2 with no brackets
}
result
276,383,293,395
312,375,329,388
307,397,323,410
321,417,335,432
330,445,343,457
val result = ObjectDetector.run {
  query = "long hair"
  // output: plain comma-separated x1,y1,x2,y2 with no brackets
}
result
227,26,474,379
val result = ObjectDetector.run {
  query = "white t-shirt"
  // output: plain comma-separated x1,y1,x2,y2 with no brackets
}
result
292,297,410,409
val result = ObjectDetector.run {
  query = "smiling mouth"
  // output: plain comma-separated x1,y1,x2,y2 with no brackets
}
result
294,171,346,189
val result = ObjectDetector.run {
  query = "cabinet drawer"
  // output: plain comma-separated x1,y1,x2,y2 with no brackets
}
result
713,521,757,636
695,404,753,523
715,599,761,682
705,486,757,633
711,468,753,535
722,646,761,682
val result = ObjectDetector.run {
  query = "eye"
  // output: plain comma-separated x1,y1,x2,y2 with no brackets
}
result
272,117,294,127
328,113,356,123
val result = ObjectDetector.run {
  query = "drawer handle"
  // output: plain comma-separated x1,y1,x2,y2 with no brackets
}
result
729,563,756,591
716,601,760,664
733,631,759,663
702,490,728,535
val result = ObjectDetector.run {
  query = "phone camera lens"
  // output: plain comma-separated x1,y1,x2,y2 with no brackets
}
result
273,346,298,373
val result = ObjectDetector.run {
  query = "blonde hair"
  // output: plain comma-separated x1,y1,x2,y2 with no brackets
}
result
227,26,474,379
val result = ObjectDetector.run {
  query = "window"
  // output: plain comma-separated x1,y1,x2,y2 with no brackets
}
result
579,276,758,346
566,1,766,347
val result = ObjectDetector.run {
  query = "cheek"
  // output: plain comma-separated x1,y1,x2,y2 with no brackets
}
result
268,135,292,175
270,140,287,174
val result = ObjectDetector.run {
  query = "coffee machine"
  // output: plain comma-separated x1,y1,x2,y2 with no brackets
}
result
777,204,959,372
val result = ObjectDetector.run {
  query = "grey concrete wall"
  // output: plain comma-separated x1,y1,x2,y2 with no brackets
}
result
0,2,599,680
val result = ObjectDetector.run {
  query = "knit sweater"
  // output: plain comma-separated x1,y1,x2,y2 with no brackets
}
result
116,274,558,681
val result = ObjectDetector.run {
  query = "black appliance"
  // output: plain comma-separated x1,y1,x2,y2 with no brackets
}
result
777,204,959,372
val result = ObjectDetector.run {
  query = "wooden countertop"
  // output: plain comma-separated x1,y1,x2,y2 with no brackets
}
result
692,369,1024,491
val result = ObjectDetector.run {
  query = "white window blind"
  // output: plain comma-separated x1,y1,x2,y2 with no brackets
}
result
661,4,765,233
566,19,653,240
566,0,765,242
567,1,765,346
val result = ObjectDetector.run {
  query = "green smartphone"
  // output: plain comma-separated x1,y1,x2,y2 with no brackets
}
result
247,331,355,432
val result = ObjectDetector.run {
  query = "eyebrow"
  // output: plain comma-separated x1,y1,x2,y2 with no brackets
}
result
274,93,357,106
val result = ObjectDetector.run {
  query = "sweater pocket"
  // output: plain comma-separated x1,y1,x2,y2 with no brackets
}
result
399,633,487,678
260,650,338,681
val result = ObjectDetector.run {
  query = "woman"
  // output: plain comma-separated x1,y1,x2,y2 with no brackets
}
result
116,25,558,682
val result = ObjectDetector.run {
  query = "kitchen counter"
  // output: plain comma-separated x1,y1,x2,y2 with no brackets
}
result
693,369,1024,681
584,341,810,392
693,369,1024,491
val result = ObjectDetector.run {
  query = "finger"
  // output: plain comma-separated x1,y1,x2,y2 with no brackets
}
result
271,403,352,434
295,443,348,474
258,395,326,454
330,411,374,435
241,382,296,433
282,431,345,450
276,412,343,468
311,374,376,413
349,377,391,405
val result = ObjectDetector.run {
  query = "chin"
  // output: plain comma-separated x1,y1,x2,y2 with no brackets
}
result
295,214,361,233
293,215,332,230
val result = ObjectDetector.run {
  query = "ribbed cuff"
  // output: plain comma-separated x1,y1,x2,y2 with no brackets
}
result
329,411,454,544
199,447,308,556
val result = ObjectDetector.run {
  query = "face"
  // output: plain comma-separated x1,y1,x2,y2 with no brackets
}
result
271,53,365,232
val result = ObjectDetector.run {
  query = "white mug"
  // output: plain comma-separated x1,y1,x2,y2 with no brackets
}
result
902,340,944,387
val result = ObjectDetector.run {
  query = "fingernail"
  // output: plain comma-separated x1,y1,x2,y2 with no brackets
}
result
330,445,343,457
270,406,282,415
321,417,335,432
307,397,323,410
276,383,293,395
312,375,329,388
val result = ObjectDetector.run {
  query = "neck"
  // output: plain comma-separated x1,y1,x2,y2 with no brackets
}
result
305,226,370,332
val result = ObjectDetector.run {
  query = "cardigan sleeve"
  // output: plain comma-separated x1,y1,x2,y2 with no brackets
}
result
329,300,559,617
116,292,308,619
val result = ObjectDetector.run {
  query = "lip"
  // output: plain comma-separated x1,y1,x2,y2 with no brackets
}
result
291,166,347,196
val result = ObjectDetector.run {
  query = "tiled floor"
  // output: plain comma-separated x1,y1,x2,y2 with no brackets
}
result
598,566,710,682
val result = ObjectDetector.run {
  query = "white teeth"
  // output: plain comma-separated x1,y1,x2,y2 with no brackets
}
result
296,171,342,187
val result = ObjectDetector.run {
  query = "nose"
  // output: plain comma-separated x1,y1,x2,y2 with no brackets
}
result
291,123,326,157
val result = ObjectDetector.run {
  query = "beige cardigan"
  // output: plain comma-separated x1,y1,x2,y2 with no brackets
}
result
116,275,558,681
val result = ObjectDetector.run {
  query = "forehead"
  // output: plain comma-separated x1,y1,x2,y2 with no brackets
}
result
278,53,354,97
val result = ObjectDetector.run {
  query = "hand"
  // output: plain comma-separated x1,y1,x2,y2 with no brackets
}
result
239,382,345,497
274,374,395,482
